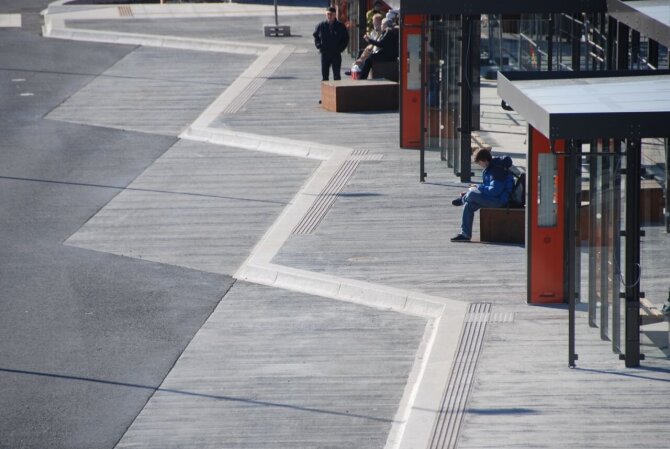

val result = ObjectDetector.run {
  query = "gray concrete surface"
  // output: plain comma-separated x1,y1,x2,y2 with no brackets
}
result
4,3,669,449
67,140,319,275
47,46,255,135
116,282,428,449
0,8,236,448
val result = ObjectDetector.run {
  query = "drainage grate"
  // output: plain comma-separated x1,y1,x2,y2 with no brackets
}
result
118,6,133,17
429,302,491,449
293,150,376,235
221,46,293,114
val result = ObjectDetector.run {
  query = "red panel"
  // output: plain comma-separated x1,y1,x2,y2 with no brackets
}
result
400,15,422,149
529,127,565,304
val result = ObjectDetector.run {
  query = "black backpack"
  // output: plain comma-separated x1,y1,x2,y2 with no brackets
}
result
507,170,526,208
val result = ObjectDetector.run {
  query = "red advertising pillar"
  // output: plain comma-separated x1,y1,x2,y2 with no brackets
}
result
400,14,422,148
528,126,566,304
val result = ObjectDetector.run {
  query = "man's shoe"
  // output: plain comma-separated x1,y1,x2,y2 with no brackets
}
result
452,196,463,206
450,234,470,242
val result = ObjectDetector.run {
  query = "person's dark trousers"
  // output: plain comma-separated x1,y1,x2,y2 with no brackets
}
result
359,57,373,80
321,52,342,81
359,53,392,80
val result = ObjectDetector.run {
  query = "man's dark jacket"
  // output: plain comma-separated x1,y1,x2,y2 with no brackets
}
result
313,20,349,55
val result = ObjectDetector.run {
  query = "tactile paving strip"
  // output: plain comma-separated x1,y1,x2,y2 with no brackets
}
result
429,302,492,449
293,150,380,235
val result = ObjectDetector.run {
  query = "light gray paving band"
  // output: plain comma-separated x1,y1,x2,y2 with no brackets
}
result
430,302,491,449
220,45,294,114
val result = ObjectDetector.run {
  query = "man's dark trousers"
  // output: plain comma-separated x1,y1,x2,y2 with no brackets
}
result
321,52,342,81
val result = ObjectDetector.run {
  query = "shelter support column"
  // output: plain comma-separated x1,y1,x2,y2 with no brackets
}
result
400,14,423,151
624,139,641,367
527,126,566,304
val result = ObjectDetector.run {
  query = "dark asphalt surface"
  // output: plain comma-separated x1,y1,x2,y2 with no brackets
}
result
0,3,235,448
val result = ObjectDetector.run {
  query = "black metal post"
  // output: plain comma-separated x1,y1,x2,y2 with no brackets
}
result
624,139,641,367
606,16,616,70
648,39,659,69
567,142,579,368
616,21,629,70
666,138,669,233
631,29,640,69
471,17,481,131
547,14,554,71
459,15,473,183
571,14,581,71
420,19,427,182
588,141,598,328
274,0,278,27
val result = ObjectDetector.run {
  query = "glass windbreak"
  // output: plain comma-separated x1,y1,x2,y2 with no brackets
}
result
518,14,551,71
339,0,362,58
640,138,670,349
583,140,625,351
424,17,461,169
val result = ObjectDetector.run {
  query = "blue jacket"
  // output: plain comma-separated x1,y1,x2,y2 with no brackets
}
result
477,156,514,203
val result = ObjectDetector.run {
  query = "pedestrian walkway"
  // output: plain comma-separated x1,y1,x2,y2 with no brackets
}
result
42,2,670,449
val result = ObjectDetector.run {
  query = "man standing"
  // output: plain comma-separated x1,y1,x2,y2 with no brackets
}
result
313,7,349,81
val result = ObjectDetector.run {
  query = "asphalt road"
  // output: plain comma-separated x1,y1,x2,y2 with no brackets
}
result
0,3,235,448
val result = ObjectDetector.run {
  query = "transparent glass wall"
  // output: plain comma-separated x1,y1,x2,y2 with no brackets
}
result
581,137,669,357
640,137,670,348
339,0,360,58
581,140,625,352
424,17,461,169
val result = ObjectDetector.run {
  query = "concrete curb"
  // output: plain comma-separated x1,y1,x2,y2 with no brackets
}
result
182,126,348,161
237,262,449,318
43,1,322,19
43,26,268,55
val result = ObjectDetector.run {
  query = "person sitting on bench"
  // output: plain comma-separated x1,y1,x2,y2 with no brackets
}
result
451,148,514,242
358,18,398,80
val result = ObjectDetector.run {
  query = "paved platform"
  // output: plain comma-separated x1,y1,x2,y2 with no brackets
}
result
34,2,670,449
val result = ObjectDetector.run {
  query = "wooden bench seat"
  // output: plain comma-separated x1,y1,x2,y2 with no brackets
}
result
370,60,399,82
640,179,664,225
321,79,398,112
480,207,525,244
640,297,670,348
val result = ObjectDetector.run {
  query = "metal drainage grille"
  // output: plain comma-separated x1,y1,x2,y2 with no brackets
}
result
429,302,492,449
293,150,377,235
118,6,133,17
221,46,293,114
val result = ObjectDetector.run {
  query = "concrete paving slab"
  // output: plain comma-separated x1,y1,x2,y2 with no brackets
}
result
274,150,527,304
47,46,255,136
115,282,428,449
66,140,318,275
0,13,22,27
457,303,670,449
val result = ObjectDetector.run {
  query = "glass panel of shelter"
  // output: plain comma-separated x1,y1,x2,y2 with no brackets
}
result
423,17,461,171
581,139,626,354
579,137,670,359
639,138,670,349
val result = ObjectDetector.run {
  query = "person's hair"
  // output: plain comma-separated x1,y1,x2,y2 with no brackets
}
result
373,13,383,21
473,148,492,163
326,7,336,13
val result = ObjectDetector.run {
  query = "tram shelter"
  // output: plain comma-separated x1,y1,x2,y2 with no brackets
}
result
497,70,670,368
